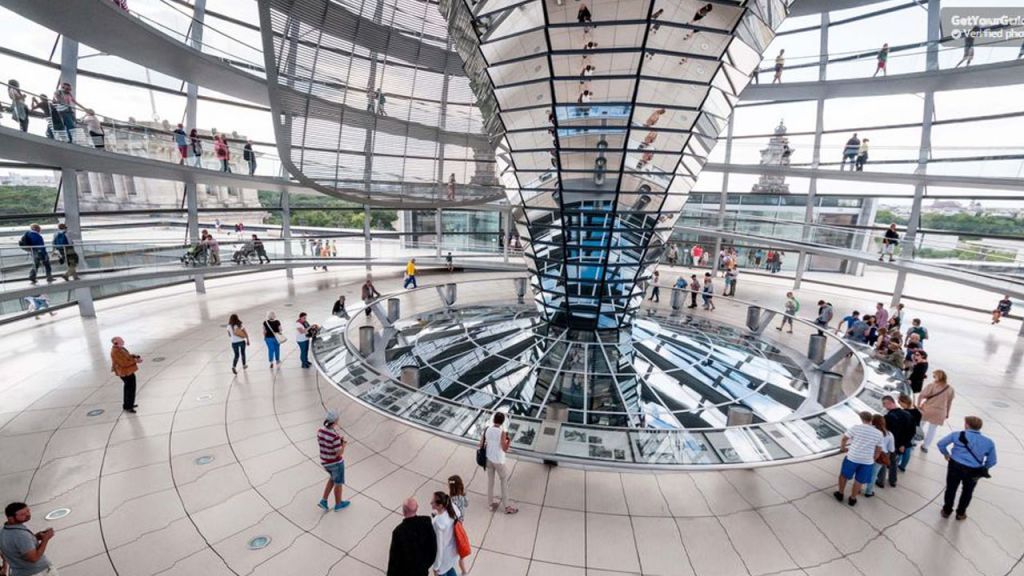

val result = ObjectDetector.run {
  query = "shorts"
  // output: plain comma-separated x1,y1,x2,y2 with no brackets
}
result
882,243,895,255
840,457,875,484
324,461,345,485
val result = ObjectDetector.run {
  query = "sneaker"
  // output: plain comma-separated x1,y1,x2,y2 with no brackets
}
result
847,497,857,506
833,491,843,502
955,512,967,521
334,501,351,511
864,492,874,498
920,446,929,453
318,499,329,511
940,508,952,518
243,364,248,370
232,367,237,374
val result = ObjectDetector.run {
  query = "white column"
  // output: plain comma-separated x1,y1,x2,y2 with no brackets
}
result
186,0,207,293
281,188,293,279
711,115,734,277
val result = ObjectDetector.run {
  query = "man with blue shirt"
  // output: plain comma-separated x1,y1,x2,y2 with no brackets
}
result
19,224,53,285
937,416,997,520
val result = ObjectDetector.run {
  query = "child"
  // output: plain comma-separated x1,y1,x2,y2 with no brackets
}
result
863,414,893,498
835,310,860,335
448,475,470,576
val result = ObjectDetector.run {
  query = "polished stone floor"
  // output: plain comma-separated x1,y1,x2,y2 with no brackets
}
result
2,264,1024,576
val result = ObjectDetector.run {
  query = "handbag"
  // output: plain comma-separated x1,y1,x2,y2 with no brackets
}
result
454,519,471,558
958,432,992,479
265,321,287,344
875,451,890,467
475,433,487,470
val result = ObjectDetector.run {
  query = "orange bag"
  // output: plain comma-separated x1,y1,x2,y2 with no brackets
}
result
454,519,471,558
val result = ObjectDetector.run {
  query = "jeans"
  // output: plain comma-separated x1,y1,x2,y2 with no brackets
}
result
231,341,247,369
29,249,53,283
898,446,912,470
944,459,980,515
120,373,137,410
651,286,660,302
220,159,231,172
248,159,256,176
298,340,310,367
487,460,510,509
404,275,417,289
265,337,281,364
876,450,898,486
864,462,883,495
61,111,75,142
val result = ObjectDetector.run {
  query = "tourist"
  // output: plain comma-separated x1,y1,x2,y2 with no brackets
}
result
650,270,660,302
873,43,889,77
376,89,387,116
889,302,905,328
216,134,232,172
367,88,376,114
429,492,460,576
873,302,889,328
862,414,892,498
386,498,437,576
446,173,456,201
754,248,764,267
855,138,869,171
109,337,140,413
772,49,785,84
52,82,78,142
173,123,189,164
446,252,454,273
52,223,80,280
243,138,256,175
907,318,928,344
992,295,1012,324
688,274,700,309
227,314,249,375
201,229,220,265
78,110,105,151
295,312,316,369
776,291,799,333
189,128,203,167
877,395,913,488
845,314,870,343
577,3,591,25
690,244,703,267
701,274,715,311
481,412,517,514
954,26,978,68
643,108,665,128
30,94,61,140
317,410,350,511
835,310,860,335
362,276,381,318
648,8,663,34
897,394,922,471
252,234,270,263
918,369,954,452
404,258,418,289
724,267,737,296
879,223,899,262
834,411,883,506
7,79,29,132
263,311,284,369
1,502,56,576
815,300,833,333
907,349,929,397
841,133,860,171
19,224,53,285
448,475,470,575
937,415,996,520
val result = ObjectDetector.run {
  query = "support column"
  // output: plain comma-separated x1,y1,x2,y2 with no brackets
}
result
435,208,443,258
892,0,940,306
711,115,734,277
185,0,207,293
794,12,828,290
364,205,372,272
503,205,511,263
281,189,293,279
60,39,96,317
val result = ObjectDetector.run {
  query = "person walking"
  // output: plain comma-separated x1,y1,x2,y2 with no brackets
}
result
481,412,518,515
446,252,454,273
52,223,80,281
429,492,461,576
376,89,387,117
173,123,189,164
52,82,78,142
855,138,869,171
907,349,929,397
815,300,834,333
252,234,270,264
724,267,737,296
841,133,860,170
992,295,1012,324
777,291,799,333
701,275,715,310
917,368,954,450
873,43,889,77
214,134,231,172
227,314,249,375
387,498,437,576
332,295,349,319
362,276,381,318
202,229,220,265
82,109,104,149
404,258,418,289
19,224,53,285
367,89,377,114
2,502,57,576
317,410,350,511
30,94,61,140
7,79,29,132
649,270,660,302
263,311,284,369
296,312,315,369
446,173,456,201
688,274,700,309
862,414,893,498
937,415,996,520
879,223,899,262
772,49,785,83
189,128,203,167
954,26,979,68
877,395,913,488
835,411,883,506
109,337,140,413
243,138,256,175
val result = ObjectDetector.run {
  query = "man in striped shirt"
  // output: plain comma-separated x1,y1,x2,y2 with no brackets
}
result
318,410,350,511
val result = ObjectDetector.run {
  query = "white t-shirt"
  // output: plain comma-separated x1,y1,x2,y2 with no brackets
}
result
431,507,461,574
843,423,883,465
227,324,246,343
485,425,506,464
295,320,309,343
881,431,895,454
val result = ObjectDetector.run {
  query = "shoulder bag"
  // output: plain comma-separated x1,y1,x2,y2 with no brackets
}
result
265,321,287,344
475,431,488,469
958,432,992,479
454,519,472,558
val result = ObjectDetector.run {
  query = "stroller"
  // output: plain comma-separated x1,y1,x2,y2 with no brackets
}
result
181,243,209,266
232,241,257,265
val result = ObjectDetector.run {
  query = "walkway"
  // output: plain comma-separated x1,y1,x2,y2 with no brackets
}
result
1,268,1021,576
0,127,505,208
702,162,1024,192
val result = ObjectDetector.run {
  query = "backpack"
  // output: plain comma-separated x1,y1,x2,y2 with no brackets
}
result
18,232,32,252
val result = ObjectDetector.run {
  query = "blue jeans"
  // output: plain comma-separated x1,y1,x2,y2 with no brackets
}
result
898,446,912,470
265,337,281,364
29,249,52,282
298,340,310,367
864,462,883,495
404,275,417,289
61,111,76,142
231,341,247,369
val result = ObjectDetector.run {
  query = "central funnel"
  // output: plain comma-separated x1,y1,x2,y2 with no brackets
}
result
443,0,789,329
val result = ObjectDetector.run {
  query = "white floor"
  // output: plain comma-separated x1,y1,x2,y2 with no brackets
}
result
2,265,1024,576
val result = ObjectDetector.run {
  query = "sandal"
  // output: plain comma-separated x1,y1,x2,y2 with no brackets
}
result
504,505,519,514
489,502,499,512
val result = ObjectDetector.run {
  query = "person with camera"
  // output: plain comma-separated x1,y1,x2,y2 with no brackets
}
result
110,336,141,413
1,502,56,576
317,410,350,511
937,416,997,520
295,312,319,369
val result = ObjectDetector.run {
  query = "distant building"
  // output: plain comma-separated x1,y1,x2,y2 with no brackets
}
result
751,120,793,194
0,172,58,187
